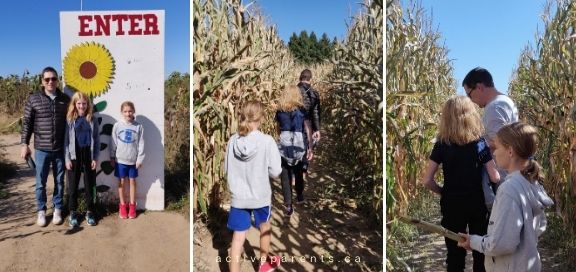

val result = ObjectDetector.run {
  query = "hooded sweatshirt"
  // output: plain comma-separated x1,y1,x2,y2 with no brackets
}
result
469,171,554,272
225,130,282,209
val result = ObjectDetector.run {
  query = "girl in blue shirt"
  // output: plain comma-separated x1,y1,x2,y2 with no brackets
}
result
64,92,100,227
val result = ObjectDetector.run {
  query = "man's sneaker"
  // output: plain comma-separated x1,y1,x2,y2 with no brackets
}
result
52,208,63,225
258,255,281,272
128,203,137,219
85,212,96,226
284,204,294,217
119,203,128,219
68,211,79,227
37,210,47,227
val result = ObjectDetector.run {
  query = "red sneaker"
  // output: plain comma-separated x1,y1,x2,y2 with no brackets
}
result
128,203,137,219
119,203,128,219
258,255,281,272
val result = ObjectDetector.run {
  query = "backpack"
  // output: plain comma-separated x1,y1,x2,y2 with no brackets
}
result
277,110,307,166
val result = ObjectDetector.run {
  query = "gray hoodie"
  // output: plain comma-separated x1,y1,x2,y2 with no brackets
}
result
469,171,553,272
224,130,282,209
110,119,145,165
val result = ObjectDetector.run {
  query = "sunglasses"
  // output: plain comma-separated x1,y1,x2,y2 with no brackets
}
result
43,77,58,83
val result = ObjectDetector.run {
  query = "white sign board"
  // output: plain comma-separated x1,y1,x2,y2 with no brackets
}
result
60,10,165,210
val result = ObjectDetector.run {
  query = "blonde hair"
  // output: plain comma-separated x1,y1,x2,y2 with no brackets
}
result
277,85,303,112
496,122,543,182
238,101,264,136
121,101,136,112
67,92,94,122
438,96,483,145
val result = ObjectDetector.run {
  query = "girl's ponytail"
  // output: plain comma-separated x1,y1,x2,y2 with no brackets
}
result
521,158,544,183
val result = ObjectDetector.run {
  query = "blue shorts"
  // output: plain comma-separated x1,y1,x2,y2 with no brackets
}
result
114,163,138,178
227,206,271,231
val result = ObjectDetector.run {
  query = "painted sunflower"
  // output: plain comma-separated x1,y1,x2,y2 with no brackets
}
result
63,42,115,97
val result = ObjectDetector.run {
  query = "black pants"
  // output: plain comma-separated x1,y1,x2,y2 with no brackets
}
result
280,158,304,206
68,146,95,212
440,195,488,272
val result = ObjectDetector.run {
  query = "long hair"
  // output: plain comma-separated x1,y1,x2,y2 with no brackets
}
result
438,96,483,145
496,122,543,182
238,100,264,136
67,92,94,122
277,85,303,112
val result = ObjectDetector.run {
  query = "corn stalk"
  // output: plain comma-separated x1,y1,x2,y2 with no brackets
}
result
193,0,296,218
510,0,576,234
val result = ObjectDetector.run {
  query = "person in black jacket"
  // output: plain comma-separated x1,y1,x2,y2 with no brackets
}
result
294,69,321,203
20,67,70,227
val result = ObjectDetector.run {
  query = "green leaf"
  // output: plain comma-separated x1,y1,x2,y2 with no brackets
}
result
94,101,107,112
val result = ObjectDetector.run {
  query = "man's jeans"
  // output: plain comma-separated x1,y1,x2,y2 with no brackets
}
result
35,149,65,211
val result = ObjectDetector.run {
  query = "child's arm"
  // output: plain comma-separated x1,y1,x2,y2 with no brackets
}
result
268,137,282,178
485,160,500,183
136,124,145,168
467,191,523,256
304,119,313,161
421,160,441,195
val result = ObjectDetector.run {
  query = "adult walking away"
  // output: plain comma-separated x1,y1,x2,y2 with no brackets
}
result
20,67,71,227
296,69,321,203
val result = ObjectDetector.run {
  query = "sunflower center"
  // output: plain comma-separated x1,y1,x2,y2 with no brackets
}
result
79,61,97,79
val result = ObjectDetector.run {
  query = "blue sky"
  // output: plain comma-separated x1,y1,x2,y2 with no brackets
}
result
255,0,362,44
0,0,189,77
416,0,547,94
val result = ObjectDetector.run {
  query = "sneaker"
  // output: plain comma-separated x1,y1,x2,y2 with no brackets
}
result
85,212,96,226
128,203,137,219
52,208,63,225
37,210,47,227
284,205,294,217
119,203,128,219
68,211,79,227
259,255,281,272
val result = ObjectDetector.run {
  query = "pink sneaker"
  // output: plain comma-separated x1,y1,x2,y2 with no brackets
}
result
258,255,281,272
128,203,137,219
119,203,128,219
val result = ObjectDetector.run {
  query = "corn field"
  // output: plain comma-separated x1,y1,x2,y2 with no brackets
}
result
324,0,383,224
510,0,576,250
0,71,41,116
386,0,454,220
193,0,384,227
386,0,455,269
193,0,297,216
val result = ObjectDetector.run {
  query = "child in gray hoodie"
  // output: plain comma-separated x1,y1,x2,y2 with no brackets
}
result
458,122,553,272
225,101,282,272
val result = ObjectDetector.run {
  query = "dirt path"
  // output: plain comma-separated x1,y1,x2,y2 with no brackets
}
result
0,133,189,272
192,133,383,272
397,215,566,271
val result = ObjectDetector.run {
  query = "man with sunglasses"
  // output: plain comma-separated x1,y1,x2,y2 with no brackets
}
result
20,67,70,227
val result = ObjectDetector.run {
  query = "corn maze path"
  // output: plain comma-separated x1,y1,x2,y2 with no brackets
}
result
193,131,383,271
397,216,566,271
0,133,189,272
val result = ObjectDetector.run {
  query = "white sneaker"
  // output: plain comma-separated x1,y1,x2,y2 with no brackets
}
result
37,210,47,227
52,208,63,225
